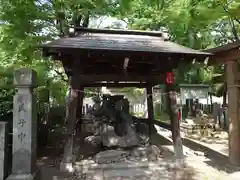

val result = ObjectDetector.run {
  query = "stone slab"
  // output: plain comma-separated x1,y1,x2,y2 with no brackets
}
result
80,165,169,180
94,150,129,164
129,145,162,161
85,170,104,180
12,93,37,174
13,68,37,87
74,160,173,171
9,68,38,179
6,170,40,180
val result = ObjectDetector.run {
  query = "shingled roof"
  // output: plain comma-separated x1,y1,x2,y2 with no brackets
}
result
40,28,210,56
206,40,240,53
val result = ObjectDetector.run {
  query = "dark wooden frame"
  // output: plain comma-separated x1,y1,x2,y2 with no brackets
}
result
207,41,240,165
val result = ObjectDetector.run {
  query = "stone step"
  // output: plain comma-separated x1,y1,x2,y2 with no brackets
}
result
74,160,173,180
74,160,173,171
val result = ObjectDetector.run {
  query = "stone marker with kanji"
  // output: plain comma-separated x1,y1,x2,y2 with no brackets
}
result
7,68,40,180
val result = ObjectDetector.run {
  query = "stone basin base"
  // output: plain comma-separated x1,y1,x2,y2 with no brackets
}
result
74,160,177,180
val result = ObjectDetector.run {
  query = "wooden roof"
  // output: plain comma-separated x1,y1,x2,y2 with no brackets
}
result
206,40,240,64
206,40,240,53
40,28,211,88
41,28,210,56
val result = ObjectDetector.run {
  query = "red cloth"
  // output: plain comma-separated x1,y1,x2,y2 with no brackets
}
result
177,111,180,121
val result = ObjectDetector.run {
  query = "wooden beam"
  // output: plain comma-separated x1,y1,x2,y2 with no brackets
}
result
84,82,150,88
71,74,164,89
74,27,163,37
74,74,163,82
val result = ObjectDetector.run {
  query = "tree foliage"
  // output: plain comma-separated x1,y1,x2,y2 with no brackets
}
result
117,0,239,94
0,0,134,115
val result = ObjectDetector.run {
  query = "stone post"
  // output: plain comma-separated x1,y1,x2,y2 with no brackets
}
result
7,68,40,180
0,122,9,180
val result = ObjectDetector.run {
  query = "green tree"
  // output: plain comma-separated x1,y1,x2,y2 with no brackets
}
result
0,0,135,115
117,0,239,85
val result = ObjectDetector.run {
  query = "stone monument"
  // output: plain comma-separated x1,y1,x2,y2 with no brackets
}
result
7,68,40,180
0,122,9,180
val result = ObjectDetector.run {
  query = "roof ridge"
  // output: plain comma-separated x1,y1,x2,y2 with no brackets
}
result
73,27,163,37
206,40,240,53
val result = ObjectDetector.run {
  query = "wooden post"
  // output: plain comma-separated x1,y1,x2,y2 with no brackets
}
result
85,104,88,110
146,86,154,138
76,88,84,119
166,84,183,158
76,87,84,134
226,60,240,165
60,79,80,172
65,76,72,124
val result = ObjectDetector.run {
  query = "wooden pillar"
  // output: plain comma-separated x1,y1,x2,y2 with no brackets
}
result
60,78,80,172
166,84,183,158
146,86,154,137
65,76,72,125
226,60,240,165
76,87,84,118
76,87,84,134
